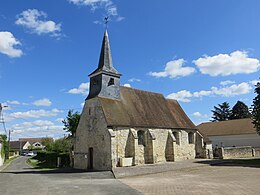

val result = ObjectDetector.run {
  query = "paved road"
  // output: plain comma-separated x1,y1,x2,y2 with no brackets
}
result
0,157,141,195
120,165,260,195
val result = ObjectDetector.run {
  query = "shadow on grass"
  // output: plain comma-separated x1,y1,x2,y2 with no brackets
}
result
195,158,260,168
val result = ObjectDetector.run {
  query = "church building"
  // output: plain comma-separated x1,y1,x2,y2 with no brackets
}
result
74,30,206,171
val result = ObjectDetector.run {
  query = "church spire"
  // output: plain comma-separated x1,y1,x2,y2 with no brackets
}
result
87,30,121,100
89,30,120,77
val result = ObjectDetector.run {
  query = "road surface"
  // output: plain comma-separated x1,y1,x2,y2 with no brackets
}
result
0,156,140,195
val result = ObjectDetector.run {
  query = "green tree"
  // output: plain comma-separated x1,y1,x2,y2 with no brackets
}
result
62,110,81,137
230,101,251,120
42,138,54,151
211,102,232,122
52,138,71,153
0,134,8,159
252,81,260,135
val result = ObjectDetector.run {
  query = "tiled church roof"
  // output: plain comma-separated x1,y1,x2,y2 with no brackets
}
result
98,87,196,129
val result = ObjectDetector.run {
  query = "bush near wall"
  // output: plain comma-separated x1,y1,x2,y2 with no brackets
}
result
33,151,70,168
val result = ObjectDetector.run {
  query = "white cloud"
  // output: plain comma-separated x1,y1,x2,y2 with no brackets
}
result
167,90,193,102
6,100,20,105
123,83,131,88
68,82,90,95
220,80,235,86
11,120,64,140
250,80,260,86
55,118,64,123
128,78,141,82
33,98,52,106
0,31,23,58
116,16,125,22
167,82,252,102
68,0,124,21
193,51,260,76
211,82,252,97
149,59,195,79
81,102,85,107
8,109,63,120
192,112,208,118
68,0,110,7
15,9,61,36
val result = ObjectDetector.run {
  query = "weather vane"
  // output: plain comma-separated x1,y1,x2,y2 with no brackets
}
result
104,16,109,29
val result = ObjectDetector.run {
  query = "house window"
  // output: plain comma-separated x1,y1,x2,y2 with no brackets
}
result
108,78,114,86
137,131,145,146
172,131,180,145
188,132,194,144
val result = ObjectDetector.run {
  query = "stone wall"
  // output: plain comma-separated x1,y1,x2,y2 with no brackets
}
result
216,146,259,159
173,130,196,161
195,133,213,159
253,148,260,157
74,98,112,171
111,128,197,167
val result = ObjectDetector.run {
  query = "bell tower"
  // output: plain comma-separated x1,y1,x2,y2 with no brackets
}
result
87,30,121,100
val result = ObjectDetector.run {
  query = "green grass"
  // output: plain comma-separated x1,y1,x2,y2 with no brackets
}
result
27,158,57,170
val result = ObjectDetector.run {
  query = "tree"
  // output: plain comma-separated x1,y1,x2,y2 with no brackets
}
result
62,110,81,137
211,102,232,122
252,81,260,135
52,138,71,153
42,138,54,151
230,101,251,120
0,134,8,160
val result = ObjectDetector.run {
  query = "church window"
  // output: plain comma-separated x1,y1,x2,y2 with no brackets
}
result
188,132,194,144
172,131,180,145
108,78,115,86
137,131,145,146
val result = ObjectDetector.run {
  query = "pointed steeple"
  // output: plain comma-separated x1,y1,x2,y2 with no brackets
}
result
89,30,120,77
87,30,121,100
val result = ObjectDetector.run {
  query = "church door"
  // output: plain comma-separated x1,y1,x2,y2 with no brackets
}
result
89,147,93,169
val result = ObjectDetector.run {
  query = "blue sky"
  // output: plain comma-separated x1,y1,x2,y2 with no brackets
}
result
0,0,259,140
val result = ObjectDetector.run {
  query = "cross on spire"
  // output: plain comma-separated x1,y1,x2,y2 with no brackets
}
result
104,16,109,29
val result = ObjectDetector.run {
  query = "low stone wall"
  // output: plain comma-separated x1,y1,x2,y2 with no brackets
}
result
217,146,260,159
254,148,260,157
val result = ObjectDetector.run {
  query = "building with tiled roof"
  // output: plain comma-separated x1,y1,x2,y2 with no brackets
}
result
74,30,207,171
197,118,260,148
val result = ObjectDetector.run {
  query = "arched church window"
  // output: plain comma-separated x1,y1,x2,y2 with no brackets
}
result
188,132,194,144
137,131,145,146
108,78,114,86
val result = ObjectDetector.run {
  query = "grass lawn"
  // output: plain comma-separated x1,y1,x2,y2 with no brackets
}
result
27,158,57,170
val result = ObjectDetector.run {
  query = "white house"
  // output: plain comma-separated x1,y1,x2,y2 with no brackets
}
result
197,118,260,148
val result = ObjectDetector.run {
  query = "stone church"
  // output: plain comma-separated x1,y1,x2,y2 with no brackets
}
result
74,30,206,171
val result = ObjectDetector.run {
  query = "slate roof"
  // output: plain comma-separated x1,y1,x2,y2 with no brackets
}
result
98,87,196,129
89,30,120,77
197,118,256,136
10,141,28,150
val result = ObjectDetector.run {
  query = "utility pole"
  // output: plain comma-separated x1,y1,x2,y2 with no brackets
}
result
0,103,8,134
7,129,13,159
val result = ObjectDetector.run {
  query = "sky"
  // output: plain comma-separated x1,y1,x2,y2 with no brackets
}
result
0,0,260,140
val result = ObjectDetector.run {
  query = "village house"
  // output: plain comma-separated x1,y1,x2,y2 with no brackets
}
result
10,140,31,152
197,118,260,148
19,137,53,149
74,30,207,171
